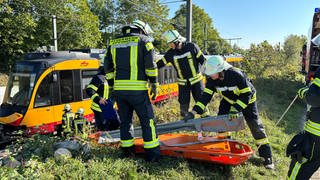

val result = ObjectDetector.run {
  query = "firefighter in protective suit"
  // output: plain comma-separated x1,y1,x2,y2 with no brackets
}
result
287,67,320,179
86,67,120,131
104,20,160,162
61,104,75,135
157,30,208,118
184,56,274,169
73,108,89,137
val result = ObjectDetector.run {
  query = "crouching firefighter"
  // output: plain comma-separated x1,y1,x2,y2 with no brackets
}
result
184,56,274,169
287,67,320,179
86,67,120,131
104,20,160,162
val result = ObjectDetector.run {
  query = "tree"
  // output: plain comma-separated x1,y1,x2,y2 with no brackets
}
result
0,0,102,72
89,0,172,50
88,0,117,44
30,0,102,50
171,4,231,55
243,41,283,79
0,1,36,71
243,39,302,80
283,34,307,61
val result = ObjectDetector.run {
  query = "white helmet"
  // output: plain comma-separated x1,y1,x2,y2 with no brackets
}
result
162,30,186,43
204,55,232,75
64,104,71,111
77,108,84,115
132,20,154,35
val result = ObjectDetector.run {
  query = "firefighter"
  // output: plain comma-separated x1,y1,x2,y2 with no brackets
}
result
86,67,120,131
184,55,274,169
157,30,208,118
61,104,75,135
73,108,88,137
287,67,320,179
104,20,160,162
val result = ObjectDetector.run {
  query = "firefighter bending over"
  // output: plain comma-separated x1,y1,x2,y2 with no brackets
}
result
287,67,320,179
86,67,120,131
104,20,160,162
184,56,274,169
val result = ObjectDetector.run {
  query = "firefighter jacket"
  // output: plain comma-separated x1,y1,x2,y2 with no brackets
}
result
193,67,256,114
86,72,109,112
104,33,158,93
304,77,320,137
62,111,75,133
73,114,88,136
156,42,206,86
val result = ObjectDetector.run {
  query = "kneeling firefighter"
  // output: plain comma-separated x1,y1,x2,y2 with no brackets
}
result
287,67,320,179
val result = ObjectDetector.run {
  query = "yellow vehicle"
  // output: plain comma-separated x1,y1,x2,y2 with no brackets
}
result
0,51,101,140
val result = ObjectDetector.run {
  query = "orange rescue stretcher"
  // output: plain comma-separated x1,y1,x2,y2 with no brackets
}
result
89,132,254,166
135,133,253,165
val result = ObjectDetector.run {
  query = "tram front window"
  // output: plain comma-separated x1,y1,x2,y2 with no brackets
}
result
7,73,35,106
5,63,38,106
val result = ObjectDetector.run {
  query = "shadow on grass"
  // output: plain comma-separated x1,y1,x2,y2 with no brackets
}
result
253,77,306,134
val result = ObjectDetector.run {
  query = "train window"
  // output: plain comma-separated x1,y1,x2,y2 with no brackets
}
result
164,68,168,84
34,75,52,108
60,70,74,103
158,68,164,85
81,70,98,99
169,68,173,83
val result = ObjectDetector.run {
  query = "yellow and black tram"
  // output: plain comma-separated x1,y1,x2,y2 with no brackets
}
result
0,51,101,139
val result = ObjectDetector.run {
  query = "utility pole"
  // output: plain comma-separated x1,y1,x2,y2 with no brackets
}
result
204,23,208,53
186,0,192,42
52,15,58,51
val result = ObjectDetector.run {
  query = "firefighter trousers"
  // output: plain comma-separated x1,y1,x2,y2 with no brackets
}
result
115,91,160,158
218,99,272,159
287,134,320,180
178,81,204,117
93,110,107,131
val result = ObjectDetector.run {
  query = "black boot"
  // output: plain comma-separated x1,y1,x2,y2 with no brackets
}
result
180,104,189,118
145,146,161,162
121,146,136,158
258,144,274,169
263,157,274,169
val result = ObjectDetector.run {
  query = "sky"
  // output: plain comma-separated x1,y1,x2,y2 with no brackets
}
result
165,0,320,49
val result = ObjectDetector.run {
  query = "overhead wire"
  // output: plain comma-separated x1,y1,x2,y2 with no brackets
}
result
160,0,185,4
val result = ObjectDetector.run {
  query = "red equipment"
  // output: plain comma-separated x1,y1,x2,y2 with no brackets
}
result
134,134,253,165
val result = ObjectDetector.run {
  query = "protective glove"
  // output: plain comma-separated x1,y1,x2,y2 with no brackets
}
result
150,83,159,100
184,111,195,122
228,106,239,120
200,107,210,118
297,86,308,99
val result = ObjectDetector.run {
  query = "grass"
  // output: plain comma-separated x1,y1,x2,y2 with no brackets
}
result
0,76,306,179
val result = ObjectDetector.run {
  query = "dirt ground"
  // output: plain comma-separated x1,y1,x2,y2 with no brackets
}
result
0,73,8,86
